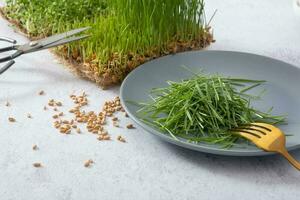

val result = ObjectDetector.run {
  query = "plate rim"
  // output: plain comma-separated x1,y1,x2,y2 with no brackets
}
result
120,50,300,156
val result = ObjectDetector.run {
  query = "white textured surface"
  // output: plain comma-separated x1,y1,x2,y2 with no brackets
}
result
1,0,300,199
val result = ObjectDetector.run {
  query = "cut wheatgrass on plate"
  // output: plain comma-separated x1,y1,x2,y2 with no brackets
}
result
134,68,286,148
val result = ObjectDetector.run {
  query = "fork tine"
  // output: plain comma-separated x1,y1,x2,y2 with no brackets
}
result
246,125,272,135
236,125,267,135
250,122,274,131
231,130,260,142
233,129,262,137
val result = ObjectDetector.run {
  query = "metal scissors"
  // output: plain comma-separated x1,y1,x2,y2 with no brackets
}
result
0,27,90,75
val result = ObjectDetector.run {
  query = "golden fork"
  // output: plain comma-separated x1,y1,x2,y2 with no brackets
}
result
232,122,300,170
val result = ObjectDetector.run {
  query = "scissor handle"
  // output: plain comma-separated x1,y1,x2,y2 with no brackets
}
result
0,37,17,44
0,60,15,75
0,45,16,53
0,51,22,63
0,36,20,62
0,37,17,53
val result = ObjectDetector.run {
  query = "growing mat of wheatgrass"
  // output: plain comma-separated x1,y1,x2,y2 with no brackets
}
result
1,0,214,88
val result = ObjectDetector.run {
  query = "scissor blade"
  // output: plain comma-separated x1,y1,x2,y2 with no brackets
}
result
37,27,90,46
18,27,90,53
25,35,90,53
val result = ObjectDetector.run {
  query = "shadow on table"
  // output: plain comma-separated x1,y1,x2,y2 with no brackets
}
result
0,66,90,102
159,139,300,184
0,66,76,85
0,65,120,103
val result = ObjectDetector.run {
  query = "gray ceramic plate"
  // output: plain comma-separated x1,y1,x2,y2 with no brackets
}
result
120,50,300,156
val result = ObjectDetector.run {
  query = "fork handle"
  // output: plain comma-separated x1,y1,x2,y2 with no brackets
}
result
278,149,300,170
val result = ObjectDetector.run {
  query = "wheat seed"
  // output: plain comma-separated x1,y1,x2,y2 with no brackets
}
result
33,163,42,168
8,117,16,122
117,135,126,143
126,124,134,129
32,144,38,150
103,135,110,140
38,90,45,95
84,159,94,167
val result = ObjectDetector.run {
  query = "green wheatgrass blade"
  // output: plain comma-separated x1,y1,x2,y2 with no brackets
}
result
136,69,286,148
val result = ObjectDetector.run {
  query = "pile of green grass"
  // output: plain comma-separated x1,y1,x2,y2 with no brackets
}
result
137,70,285,148
2,0,212,87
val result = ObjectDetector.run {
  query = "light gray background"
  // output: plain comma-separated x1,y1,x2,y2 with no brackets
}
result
0,0,299,199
